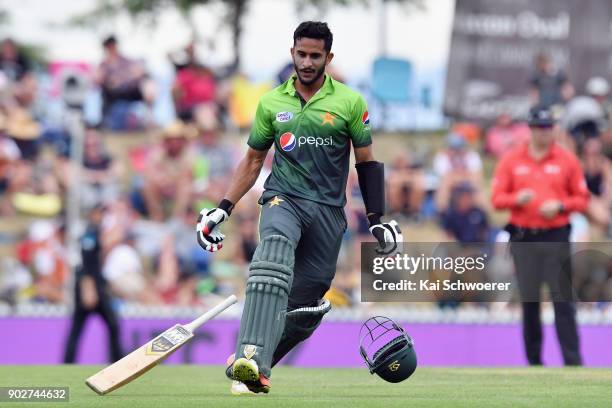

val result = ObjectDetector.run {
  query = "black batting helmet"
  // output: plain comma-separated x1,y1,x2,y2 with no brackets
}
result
359,316,417,383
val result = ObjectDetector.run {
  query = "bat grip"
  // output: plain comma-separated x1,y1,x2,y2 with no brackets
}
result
184,295,237,332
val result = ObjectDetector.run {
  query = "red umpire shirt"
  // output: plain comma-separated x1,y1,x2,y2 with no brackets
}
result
491,141,589,228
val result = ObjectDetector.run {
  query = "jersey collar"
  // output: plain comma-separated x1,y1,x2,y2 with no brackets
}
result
281,73,335,99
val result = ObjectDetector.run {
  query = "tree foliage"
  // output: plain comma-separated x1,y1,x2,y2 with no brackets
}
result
68,0,425,69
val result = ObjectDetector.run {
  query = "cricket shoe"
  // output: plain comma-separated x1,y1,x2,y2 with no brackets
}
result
226,353,270,394
230,380,255,396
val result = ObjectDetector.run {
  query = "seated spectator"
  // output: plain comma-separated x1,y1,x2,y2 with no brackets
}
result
58,128,121,209
4,109,52,210
451,122,481,144
387,152,426,218
102,232,158,303
6,108,41,160
235,212,258,264
582,138,612,229
529,52,573,109
172,54,217,125
434,133,483,211
168,41,197,73
485,114,530,159
192,109,236,209
441,182,490,243
100,195,138,258
0,123,21,215
276,62,294,85
95,35,155,130
0,38,37,108
141,121,195,222
7,126,62,217
563,77,610,153
154,229,201,305
26,220,68,303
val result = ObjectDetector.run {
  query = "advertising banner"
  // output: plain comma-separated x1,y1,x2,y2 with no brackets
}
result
445,0,612,121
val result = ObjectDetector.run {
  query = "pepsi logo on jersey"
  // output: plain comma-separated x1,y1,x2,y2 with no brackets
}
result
362,110,370,125
279,132,333,152
279,132,297,151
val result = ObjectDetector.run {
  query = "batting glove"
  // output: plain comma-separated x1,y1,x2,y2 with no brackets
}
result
196,207,229,252
369,220,403,255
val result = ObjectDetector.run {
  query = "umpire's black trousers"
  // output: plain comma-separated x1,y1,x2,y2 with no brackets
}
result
508,225,582,366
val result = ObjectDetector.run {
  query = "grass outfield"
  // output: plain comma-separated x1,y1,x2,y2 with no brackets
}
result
1,366,611,407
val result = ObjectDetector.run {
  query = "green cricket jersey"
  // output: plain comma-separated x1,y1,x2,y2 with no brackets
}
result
248,74,372,207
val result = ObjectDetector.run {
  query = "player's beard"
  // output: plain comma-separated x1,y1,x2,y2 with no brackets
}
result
294,63,325,86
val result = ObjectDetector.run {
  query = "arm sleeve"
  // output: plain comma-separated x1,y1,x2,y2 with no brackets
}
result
355,161,385,225
247,101,274,151
491,157,518,210
561,156,590,213
349,95,372,148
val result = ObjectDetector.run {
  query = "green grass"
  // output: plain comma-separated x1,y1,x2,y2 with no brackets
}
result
1,366,611,407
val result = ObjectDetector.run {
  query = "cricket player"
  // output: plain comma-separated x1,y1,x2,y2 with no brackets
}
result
197,21,401,394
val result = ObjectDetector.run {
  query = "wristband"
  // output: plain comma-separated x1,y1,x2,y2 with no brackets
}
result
367,213,381,226
218,199,234,216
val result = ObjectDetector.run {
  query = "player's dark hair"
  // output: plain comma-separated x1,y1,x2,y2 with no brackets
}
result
293,21,333,53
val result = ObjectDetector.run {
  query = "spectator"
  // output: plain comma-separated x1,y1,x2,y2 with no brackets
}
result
27,220,68,303
562,77,610,153
276,62,294,85
386,152,426,218
172,61,217,125
169,41,197,73
100,195,137,252
6,108,41,160
102,231,158,303
441,182,490,243
345,169,372,291
529,52,573,109
0,38,37,108
57,128,121,209
236,213,258,264
141,120,195,222
0,121,21,215
192,109,236,208
9,153,62,218
82,129,121,205
485,113,530,159
581,138,612,229
96,35,155,130
434,133,483,211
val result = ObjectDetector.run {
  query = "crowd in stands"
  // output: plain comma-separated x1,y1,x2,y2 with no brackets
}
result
0,37,611,310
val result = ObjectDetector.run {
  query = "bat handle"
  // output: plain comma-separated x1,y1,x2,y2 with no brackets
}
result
184,294,237,333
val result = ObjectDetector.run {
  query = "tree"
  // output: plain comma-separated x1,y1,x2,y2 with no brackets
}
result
69,0,425,71
297,0,425,16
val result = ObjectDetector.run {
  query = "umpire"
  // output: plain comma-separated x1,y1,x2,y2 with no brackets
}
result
492,106,589,366
63,205,123,363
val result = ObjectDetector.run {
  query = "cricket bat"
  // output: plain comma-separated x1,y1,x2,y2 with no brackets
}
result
86,295,237,395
